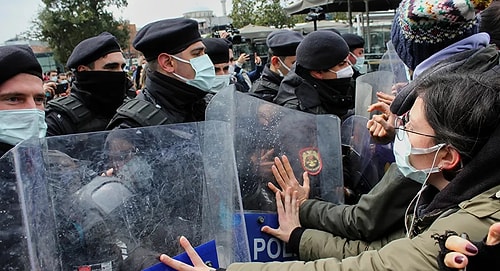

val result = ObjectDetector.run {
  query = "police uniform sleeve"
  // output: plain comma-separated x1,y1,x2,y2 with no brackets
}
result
299,163,421,241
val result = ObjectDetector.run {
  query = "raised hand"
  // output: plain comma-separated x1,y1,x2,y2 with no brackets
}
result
269,155,310,206
159,236,215,271
367,101,396,145
261,188,302,243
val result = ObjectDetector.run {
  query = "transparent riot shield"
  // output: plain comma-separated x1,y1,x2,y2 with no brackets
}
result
341,115,394,203
355,70,395,118
206,87,343,262
378,41,410,86
0,121,249,271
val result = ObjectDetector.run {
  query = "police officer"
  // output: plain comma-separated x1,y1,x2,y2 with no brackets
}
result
203,37,231,93
250,30,303,102
341,33,366,79
107,18,216,129
0,45,47,269
45,32,128,136
273,30,354,120
0,45,46,156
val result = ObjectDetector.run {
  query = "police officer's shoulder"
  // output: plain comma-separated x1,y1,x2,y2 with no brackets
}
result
107,98,170,129
46,95,92,124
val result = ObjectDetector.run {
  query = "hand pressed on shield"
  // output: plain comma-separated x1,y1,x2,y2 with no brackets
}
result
269,155,310,206
159,236,215,271
261,188,302,243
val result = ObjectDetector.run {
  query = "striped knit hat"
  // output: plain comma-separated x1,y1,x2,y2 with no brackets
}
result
391,0,491,70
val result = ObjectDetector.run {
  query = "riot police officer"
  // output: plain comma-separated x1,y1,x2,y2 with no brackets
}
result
341,33,366,80
107,18,216,129
250,30,303,102
0,44,46,269
45,32,128,136
273,30,355,120
203,37,232,93
0,45,46,156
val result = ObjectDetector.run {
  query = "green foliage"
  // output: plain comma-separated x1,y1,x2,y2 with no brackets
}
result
230,0,257,29
255,0,296,28
230,0,298,29
33,0,129,66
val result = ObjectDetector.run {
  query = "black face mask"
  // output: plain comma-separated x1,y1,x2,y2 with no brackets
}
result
317,77,352,95
315,77,354,116
75,71,128,115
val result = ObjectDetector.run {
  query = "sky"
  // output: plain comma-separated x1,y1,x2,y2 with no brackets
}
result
0,0,234,44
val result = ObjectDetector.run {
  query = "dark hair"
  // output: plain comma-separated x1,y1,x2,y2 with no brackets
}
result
479,1,500,48
416,72,500,164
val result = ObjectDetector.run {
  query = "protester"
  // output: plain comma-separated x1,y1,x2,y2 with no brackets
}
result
367,0,492,143
480,0,500,49
45,32,128,136
249,30,303,102
107,18,215,129
231,52,263,92
160,67,500,271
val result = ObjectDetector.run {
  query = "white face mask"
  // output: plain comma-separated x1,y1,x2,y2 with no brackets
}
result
0,109,47,146
393,128,445,184
329,65,354,79
277,57,291,77
171,54,216,92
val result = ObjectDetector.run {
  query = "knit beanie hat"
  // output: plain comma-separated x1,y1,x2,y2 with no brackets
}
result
391,0,491,71
296,30,349,70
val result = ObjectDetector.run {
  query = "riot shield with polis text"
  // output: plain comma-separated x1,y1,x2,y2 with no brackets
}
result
0,121,249,271
206,87,344,262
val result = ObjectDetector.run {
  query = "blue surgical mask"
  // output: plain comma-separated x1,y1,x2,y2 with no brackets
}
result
210,74,231,93
329,65,354,79
393,128,445,184
349,52,365,72
171,54,216,92
0,109,47,146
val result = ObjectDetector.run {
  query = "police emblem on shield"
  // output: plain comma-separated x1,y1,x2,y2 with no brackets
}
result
299,147,322,175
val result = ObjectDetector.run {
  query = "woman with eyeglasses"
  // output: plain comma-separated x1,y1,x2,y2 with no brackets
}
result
154,68,500,271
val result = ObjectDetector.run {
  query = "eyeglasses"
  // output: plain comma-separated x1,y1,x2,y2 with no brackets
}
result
394,112,437,140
